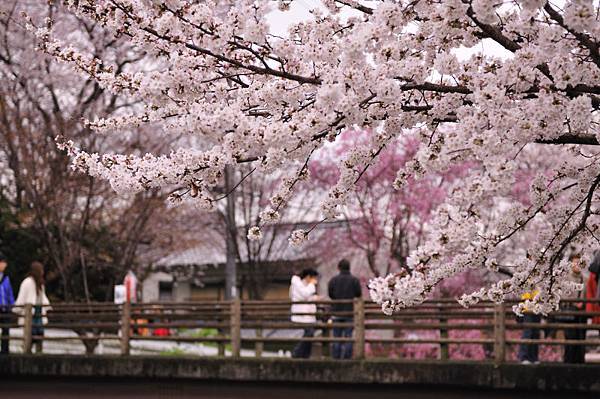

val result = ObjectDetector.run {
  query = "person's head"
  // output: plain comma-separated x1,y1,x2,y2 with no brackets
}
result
299,268,319,283
338,259,350,272
29,261,45,292
0,252,7,274
569,253,582,273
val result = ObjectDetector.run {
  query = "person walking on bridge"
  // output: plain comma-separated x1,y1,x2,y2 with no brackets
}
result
517,289,541,364
289,268,320,359
14,262,50,353
0,252,15,355
585,250,600,326
328,259,362,359
562,253,586,364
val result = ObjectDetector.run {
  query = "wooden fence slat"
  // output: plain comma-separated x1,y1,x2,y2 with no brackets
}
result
439,306,448,361
365,338,493,344
230,298,241,358
23,304,33,354
353,298,365,360
255,328,263,358
493,303,506,364
120,302,131,356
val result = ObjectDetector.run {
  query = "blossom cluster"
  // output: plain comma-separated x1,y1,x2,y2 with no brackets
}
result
36,1,600,313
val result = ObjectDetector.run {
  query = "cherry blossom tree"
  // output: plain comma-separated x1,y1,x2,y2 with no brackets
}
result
30,1,599,314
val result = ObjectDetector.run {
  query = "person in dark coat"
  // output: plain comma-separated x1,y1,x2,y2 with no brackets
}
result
328,259,362,359
0,252,15,355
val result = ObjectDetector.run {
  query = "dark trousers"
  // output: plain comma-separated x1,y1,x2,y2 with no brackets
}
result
0,311,10,355
482,342,494,359
564,316,586,364
32,306,44,353
332,317,353,359
292,327,314,358
32,326,44,353
518,314,541,362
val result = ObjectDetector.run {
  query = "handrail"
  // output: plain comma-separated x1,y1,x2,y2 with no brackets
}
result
1,298,599,362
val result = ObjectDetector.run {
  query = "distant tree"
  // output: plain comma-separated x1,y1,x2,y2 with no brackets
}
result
0,1,199,302
169,165,319,299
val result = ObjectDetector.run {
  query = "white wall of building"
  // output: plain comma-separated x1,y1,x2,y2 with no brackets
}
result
142,272,193,302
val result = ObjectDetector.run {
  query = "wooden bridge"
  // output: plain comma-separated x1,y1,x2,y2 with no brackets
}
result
3,298,600,363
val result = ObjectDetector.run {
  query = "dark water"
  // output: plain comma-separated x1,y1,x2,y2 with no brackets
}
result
0,377,593,399
1,379,595,399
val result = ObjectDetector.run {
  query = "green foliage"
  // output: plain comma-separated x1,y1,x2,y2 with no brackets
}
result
186,328,219,338
159,347,187,356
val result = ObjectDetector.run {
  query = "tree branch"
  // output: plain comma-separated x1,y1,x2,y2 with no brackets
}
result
543,2,600,69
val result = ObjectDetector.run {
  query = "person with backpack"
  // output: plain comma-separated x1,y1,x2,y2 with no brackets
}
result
0,252,15,354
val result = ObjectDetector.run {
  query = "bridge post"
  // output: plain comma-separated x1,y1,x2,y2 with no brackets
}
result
230,297,241,358
218,306,225,357
22,304,33,354
255,328,263,358
353,298,365,359
120,302,131,356
493,303,506,364
439,305,449,360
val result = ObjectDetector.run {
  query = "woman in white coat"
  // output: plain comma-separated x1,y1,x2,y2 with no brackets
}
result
14,262,50,353
289,268,319,358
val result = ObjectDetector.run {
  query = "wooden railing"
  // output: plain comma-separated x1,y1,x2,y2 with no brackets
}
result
2,298,600,362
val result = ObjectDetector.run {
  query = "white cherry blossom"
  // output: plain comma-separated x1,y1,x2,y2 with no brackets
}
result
32,0,600,314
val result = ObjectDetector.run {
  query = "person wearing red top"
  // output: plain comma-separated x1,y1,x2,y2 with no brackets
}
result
585,274,600,324
153,327,170,337
586,251,600,325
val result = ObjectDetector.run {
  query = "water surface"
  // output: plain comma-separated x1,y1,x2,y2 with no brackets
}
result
2,379,595,399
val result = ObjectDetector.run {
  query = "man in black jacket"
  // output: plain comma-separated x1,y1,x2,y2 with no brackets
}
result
328,259,362,359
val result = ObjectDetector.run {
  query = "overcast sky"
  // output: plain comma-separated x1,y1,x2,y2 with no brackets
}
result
265,0,513,61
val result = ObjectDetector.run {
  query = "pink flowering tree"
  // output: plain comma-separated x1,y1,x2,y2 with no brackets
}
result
310,129,470,278
310,130,491,360
28,1,599,314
